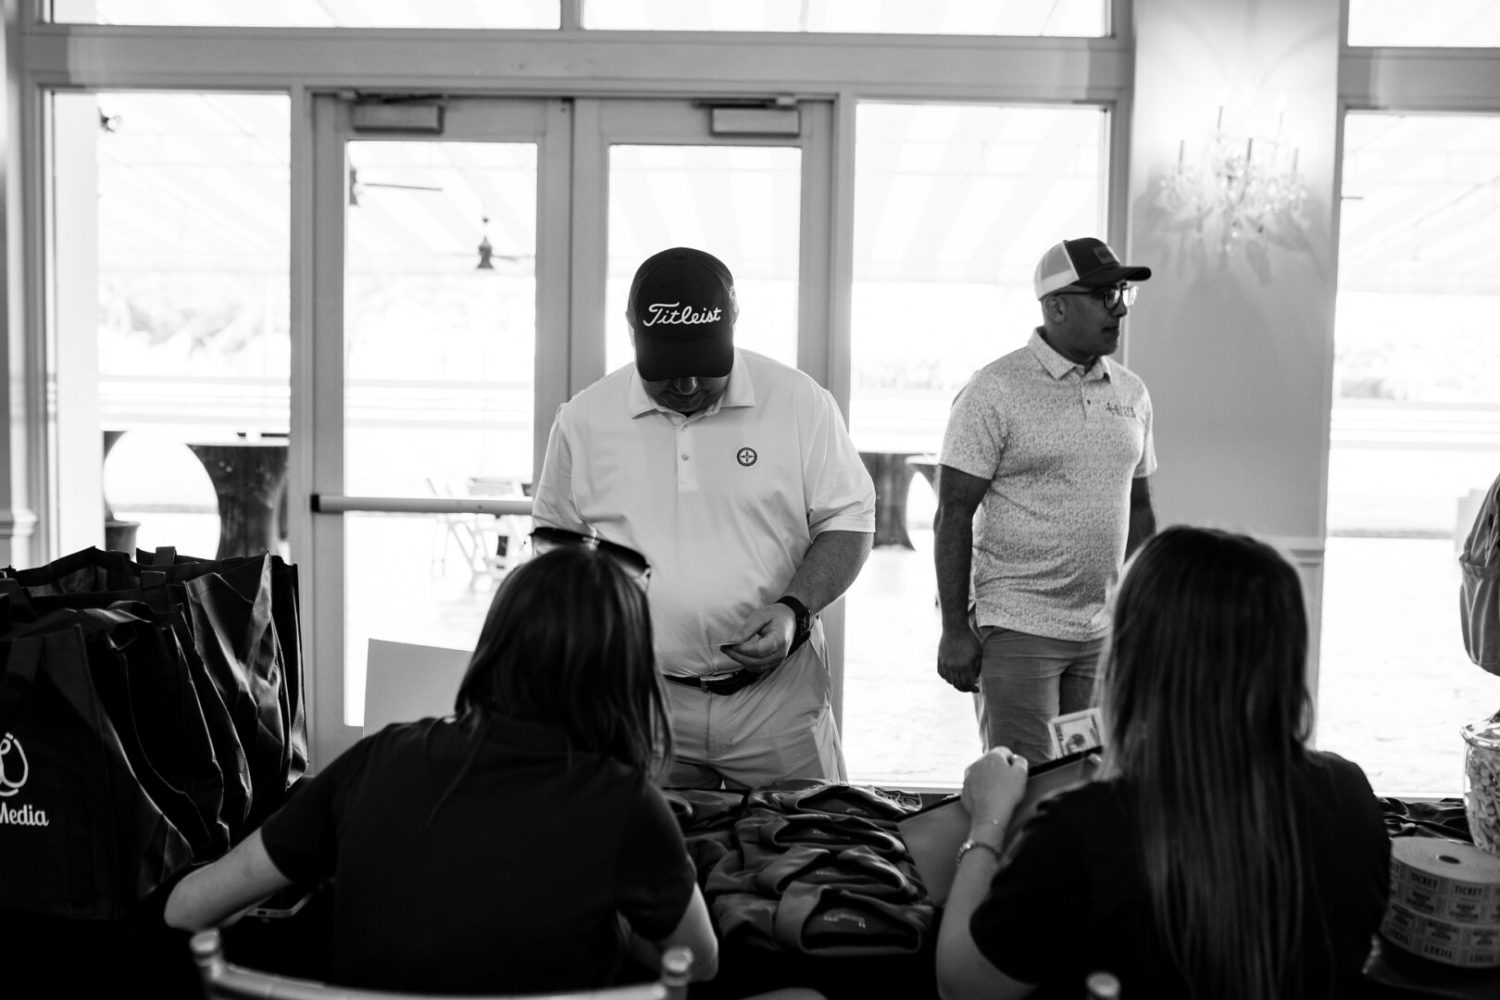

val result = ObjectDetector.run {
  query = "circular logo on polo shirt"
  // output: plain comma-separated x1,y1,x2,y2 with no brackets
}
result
736,447,758,467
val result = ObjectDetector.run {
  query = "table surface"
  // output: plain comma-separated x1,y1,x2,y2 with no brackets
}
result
1364,935,1500,999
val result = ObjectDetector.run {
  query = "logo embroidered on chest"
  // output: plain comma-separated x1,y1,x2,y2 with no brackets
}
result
736,447,758,467
1105,402,1137,418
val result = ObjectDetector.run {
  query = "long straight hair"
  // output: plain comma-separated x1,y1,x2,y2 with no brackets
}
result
453,545,671,771
1099,526,1314,1000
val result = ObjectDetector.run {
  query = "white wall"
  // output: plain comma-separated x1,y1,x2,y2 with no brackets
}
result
1126,0,1341,673
1127,0,1342,542
1126,0,1343,688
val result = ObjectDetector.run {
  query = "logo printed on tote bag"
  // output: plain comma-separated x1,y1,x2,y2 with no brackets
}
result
0,732,46,826
0,732,28,797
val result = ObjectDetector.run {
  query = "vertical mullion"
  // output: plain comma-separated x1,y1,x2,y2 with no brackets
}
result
567,98,607,396
308,93,352,770
534,98,574,486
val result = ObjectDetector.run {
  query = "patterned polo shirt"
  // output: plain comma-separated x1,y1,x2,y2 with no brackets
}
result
940,329,1156,641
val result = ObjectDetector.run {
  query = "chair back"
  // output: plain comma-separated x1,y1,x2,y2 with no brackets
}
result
189,929,689,1000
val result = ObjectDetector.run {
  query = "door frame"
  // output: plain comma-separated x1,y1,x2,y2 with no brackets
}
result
305,92,841,769
306,94,575,767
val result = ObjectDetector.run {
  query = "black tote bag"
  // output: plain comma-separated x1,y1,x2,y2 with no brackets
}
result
36,605,231,861
4,545,138,597
0,578,255,844
4,547,306,835
137,547,308,795
0,629,194,919
173,555,297,827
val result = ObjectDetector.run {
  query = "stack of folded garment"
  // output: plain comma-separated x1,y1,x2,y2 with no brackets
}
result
675,781,935,957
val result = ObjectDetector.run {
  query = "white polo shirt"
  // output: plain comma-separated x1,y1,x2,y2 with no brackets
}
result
532,348,875,676
941,330,1156,641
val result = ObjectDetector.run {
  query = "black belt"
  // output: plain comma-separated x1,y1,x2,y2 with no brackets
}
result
664,671,761,696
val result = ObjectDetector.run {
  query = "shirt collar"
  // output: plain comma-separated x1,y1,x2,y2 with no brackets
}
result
627,348,756,418
1028,328,1112,382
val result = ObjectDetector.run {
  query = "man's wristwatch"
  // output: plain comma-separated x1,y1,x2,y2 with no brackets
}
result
775,595,813,655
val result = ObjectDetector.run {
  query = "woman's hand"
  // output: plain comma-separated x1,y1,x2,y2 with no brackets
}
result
961,747,1029,834
937,746,1039,1000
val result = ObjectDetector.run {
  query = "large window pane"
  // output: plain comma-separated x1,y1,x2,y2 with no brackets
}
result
843,102,1107,786
1348,0,1500,47
342,140,538,725
96,92,290,560
605,145,801,374
343,511,526,728
585,0,1107,36
52,0,559,28
1320,112,1500,795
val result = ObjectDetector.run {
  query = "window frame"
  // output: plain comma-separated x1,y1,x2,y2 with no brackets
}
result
15,1,1499,785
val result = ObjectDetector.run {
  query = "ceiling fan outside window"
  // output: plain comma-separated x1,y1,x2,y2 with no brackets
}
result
346,166,444,207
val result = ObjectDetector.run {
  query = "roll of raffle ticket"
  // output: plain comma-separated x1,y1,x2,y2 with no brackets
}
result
1381,837,1500,968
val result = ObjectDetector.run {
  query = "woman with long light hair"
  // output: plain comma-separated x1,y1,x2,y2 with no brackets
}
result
936,525,1390,1000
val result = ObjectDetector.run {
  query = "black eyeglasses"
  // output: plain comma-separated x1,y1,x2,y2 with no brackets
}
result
529,527,652,587
1053,284,1138,310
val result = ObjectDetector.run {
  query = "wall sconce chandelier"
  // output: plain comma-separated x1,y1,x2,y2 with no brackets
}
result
1156,104,1307,250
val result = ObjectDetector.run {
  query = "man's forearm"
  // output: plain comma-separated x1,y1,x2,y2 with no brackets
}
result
781,529,873,612
1125,477,1156,556
933,507,974,631
1126,487,1156,555
1126,507,1155,556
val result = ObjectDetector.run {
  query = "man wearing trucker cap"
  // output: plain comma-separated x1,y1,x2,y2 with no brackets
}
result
531,247,875,789
934,237,1158,763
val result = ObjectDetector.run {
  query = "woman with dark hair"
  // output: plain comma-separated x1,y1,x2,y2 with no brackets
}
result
936,526,1390,1000
166,543,719,994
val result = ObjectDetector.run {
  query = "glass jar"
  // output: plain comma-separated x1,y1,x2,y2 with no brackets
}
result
1461,716,1500,856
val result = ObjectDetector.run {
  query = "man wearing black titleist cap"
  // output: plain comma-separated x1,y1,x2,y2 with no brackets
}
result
531,247,876,789
934,236,1158,765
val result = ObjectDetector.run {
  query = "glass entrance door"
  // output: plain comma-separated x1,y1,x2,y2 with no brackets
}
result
308,95,832,767
306,96,567,767
571,98,833,387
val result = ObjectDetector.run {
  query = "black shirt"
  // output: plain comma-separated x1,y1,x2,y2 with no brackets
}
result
970,750,1390,998
261,715,696,994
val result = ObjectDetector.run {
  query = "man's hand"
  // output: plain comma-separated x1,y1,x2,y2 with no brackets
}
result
721,603,796,673
937,627,982,693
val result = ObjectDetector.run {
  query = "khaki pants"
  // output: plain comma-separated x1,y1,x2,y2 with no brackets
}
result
662,641,845,790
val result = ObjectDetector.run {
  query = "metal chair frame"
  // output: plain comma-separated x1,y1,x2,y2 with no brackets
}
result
189,929,690,1000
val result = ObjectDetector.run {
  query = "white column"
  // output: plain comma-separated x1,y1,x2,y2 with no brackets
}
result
0,0,38,566
52,91,104,555
1125,0,1343,685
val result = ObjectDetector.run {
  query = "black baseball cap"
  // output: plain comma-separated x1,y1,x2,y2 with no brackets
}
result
627,247,737,381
